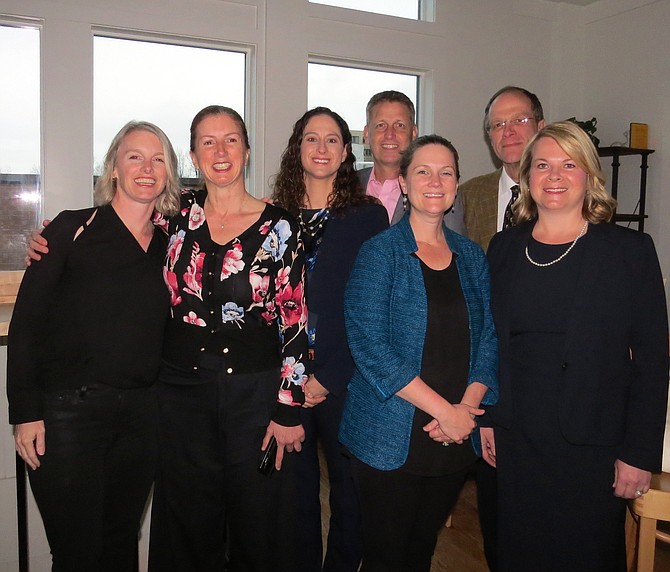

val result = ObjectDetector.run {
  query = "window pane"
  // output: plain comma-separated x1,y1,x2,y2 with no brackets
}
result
308,63,418,168
0,24,41,271
94,36,246,182
310,0,420,19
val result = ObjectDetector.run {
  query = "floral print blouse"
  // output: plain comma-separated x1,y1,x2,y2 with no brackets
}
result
156,189,308,422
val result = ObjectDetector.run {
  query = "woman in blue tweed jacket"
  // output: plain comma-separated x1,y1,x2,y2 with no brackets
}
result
339,135,498,572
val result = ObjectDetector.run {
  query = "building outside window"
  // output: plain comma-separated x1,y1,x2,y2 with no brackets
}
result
0,23,41,271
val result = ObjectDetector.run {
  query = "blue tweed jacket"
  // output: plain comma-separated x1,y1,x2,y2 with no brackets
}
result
339,214,498,470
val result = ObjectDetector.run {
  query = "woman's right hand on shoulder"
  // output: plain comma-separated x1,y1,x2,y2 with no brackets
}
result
15,420,46,470
25,219,51,266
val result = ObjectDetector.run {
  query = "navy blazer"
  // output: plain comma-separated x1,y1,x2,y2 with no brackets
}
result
339,214,498,470
308,202,388,396
487,220,669,472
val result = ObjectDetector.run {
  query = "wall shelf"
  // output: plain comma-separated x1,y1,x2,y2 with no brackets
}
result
598,146,655,232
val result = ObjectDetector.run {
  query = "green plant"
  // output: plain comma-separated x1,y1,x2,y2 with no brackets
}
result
566,117,600,147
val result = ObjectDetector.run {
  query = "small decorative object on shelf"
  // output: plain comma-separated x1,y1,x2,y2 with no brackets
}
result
566,116,600,147
629,123,649,149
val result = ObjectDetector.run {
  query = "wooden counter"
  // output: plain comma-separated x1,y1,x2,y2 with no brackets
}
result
0,271,20,341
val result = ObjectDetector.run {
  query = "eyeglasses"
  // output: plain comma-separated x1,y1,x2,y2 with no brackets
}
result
488,117,535,133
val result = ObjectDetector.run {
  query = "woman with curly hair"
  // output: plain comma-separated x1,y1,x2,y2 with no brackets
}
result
273,107,388,571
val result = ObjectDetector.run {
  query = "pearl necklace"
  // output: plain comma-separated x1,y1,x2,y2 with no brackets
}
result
299,208,329,238
525,220,588,267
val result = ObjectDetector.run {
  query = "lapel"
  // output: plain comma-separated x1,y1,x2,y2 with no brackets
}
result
465,170,501,250
561,222,608,359
478,172,500,222
497,224,531,345
390,194,406,225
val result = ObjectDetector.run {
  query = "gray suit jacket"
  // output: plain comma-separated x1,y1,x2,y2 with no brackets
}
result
357,167,466,233
460,169,501,252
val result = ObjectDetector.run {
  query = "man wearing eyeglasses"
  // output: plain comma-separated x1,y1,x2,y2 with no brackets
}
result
460,86,544,572
461,86,545,252
359,90,465,232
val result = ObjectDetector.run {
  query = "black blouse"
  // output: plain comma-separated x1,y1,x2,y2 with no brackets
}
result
8,205,169,424
403,257,476,476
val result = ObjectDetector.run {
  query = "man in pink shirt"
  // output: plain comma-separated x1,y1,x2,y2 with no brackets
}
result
357,90,464,232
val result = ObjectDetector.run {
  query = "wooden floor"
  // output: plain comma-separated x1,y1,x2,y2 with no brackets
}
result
319,458,670,571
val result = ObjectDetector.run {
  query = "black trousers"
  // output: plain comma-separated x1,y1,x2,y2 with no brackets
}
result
351,458,468,572
474,458,498,571
148,360,299,572
295,392,361,572
28,383,157,572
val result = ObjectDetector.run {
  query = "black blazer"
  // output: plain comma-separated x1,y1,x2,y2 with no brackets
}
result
487,220,669,472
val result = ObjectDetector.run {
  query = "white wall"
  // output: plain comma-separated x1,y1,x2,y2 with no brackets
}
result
0,0,667,569
579,0,670,288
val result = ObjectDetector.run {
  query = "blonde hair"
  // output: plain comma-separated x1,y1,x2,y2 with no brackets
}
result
94,121,181,216
515,121,616,224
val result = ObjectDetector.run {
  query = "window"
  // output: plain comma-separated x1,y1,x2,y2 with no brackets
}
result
94,36,246,184
0,23,41,271
310,0,421,20
308,63,419,168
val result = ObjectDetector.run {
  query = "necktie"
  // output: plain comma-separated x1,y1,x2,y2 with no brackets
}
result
503,185,520,229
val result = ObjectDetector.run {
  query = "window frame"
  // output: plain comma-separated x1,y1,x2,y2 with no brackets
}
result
308,0,435,22
0,16,43,271
92,26,256,192
308,55,429,132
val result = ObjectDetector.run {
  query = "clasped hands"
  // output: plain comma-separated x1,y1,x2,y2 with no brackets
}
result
423,402,483,445
302,374,329,408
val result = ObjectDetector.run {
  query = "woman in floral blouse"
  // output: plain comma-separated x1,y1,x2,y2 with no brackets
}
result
148,105,309,572
26,107,308,570
272,107,388,572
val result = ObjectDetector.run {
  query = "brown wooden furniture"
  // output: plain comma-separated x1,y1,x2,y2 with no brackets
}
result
631,471,670,571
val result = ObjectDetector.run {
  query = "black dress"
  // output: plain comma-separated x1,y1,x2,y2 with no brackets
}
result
496,234,627,572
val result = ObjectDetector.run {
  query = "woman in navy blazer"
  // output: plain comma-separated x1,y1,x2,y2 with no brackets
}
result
340,135,498,571
272,107,388,572
485,121,669,571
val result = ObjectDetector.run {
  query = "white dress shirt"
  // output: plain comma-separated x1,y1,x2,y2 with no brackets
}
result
496,169,518,232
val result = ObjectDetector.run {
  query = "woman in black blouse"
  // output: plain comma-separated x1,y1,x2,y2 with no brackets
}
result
9,121,181,571
272,107,388,571
148,106,309,572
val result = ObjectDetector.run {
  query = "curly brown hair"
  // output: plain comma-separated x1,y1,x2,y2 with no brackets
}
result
272,107,375,216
